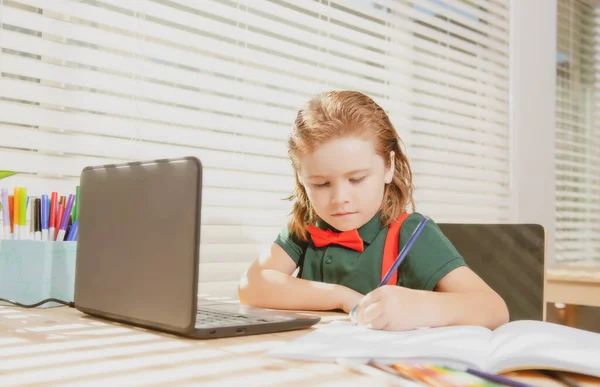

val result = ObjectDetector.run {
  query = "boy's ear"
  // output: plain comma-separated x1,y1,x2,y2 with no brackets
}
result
384,151,395,184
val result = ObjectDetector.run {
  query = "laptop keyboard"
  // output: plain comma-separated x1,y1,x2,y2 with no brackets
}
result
195,308,274,328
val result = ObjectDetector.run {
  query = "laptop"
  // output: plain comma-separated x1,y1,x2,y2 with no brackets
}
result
74,157,320,339
437,223,545,322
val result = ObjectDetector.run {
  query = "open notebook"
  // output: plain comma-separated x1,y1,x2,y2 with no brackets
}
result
268,320,600,377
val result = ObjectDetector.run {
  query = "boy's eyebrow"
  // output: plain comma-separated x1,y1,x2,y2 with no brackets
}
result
307,168,369,179
344,168,370,176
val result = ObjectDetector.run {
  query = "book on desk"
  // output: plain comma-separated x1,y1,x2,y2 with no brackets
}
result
268,319,600,379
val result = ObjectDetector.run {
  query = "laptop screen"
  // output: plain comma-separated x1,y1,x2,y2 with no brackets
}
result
74,157,202,333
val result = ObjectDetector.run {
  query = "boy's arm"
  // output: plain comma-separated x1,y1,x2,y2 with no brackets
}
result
238,243,362,313
429,266,509,328
354,266,509,331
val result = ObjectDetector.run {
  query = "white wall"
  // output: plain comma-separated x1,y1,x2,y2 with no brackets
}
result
510,0,557,266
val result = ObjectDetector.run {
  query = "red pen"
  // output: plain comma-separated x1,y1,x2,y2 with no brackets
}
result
49,192,58,241
55,197,65,241
8,195,14,235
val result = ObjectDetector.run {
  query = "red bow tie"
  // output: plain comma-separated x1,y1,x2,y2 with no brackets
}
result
306,226,364,252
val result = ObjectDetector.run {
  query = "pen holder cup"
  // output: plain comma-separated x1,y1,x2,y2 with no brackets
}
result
0,240,77,308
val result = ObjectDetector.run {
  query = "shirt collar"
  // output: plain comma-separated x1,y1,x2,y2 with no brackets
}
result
315,212,383,245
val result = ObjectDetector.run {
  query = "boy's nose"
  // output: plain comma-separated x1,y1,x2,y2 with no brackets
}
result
330,184,350,205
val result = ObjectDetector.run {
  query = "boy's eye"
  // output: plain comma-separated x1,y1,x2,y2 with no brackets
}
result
350,176,365,183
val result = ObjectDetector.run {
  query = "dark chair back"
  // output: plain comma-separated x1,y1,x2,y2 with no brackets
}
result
437,223,545,321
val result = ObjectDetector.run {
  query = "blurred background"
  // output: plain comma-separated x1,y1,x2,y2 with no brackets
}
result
0,0,598,328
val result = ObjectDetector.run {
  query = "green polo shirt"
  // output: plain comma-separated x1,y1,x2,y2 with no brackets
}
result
274,212,466,295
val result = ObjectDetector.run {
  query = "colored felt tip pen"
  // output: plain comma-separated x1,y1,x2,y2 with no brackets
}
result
13,188,20,240
1,188,10,240
34,198,41,241
55,198,65,241
8,195,14,237
56,194,75,242
49,192,58,241
30,196,35,239
41,194,49,241
66,220,78,241
74,185,80,222
19,188,27,239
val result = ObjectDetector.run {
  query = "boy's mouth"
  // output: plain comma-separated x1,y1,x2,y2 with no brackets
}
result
331,211,357,217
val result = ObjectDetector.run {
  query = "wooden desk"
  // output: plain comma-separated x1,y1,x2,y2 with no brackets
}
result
546,267,600,326
0,304,598,387
547,267,600,307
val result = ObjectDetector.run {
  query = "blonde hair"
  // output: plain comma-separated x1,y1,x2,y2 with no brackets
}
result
287,90,415,241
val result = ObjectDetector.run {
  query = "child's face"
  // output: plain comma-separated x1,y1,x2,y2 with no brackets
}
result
297,136,394,231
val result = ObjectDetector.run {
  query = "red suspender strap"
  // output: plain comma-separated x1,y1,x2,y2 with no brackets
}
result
381,212,410,285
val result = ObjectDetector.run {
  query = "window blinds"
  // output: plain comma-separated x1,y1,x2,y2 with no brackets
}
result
0,0,510,297
556,0,600,265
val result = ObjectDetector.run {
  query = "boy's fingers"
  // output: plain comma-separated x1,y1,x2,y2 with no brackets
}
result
368,312,389,330
354,291,379,320
358,301,383,326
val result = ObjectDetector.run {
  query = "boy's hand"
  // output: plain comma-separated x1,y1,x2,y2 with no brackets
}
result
353,285,432,331
336,285,363,314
